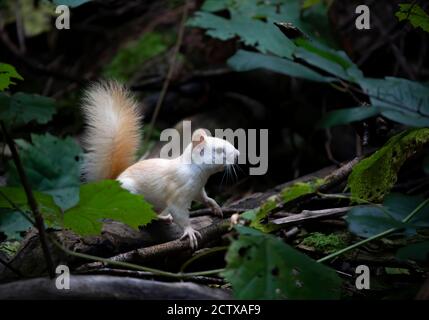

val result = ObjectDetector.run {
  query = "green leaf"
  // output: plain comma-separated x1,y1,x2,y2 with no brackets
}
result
0,187,62,227
346,206,412,238
228,50,329,82
0,209,32,240
281,178,325,203
0,63,23,91
7,134,82,211
0,92,56,127
383,193,429,227
188,11,295,58
294,38,363,81
241,199,279,233
396,4,429,33
358,77,429,127
63,180,157,236
52,0,91,7
222,226,342,299
396,241,429,261
348,128,429,202
346,193,429,238
319,106,379,128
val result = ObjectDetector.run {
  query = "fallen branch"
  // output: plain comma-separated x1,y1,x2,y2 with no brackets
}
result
76,219,231,271
319,157,361,192
231,157,362,211
0,275,231,300
272,207,352,226
76,268,226,285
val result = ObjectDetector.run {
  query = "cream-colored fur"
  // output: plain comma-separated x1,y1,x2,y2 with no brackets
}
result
81,81,239,249
81,81,142,181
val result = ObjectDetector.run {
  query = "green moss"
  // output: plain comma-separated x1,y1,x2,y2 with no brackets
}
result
281,178,325,204
0,241,21,258
301,232,348,254
103,32,173,82
348,128,429,202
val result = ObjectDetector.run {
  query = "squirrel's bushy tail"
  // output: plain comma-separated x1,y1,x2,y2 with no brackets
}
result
81,81,142,181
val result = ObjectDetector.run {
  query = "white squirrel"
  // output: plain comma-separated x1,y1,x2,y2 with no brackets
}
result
80,81,240,249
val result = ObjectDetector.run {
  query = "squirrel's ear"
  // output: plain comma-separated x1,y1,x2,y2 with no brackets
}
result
192,129,207,148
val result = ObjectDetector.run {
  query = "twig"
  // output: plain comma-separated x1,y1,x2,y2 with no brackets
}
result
0,121,55,278
143,0,190,148
14,0,26,53
272,207,352,226
319,157,362,192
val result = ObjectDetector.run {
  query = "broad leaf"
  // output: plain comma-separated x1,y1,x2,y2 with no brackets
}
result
396,4,429,33
228,50,328,82
294,38,363,81
348,128,429,202
222,226,342,299
7,134,82,211
188,11,295,58
320,106,379,128
0,63,23,91
0,209,32,240
63,180,157,236
358,77,429,127
0,92,56,127
346,206,413,238
346,193,429,238
0,186,62,227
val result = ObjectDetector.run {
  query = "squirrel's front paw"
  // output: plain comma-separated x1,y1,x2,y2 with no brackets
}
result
206,198,223,218
180,226,202,249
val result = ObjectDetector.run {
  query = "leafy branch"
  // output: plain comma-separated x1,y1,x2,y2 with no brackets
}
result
0,121,55,278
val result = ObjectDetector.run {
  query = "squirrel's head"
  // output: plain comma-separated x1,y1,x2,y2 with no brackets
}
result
191,129,240,173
